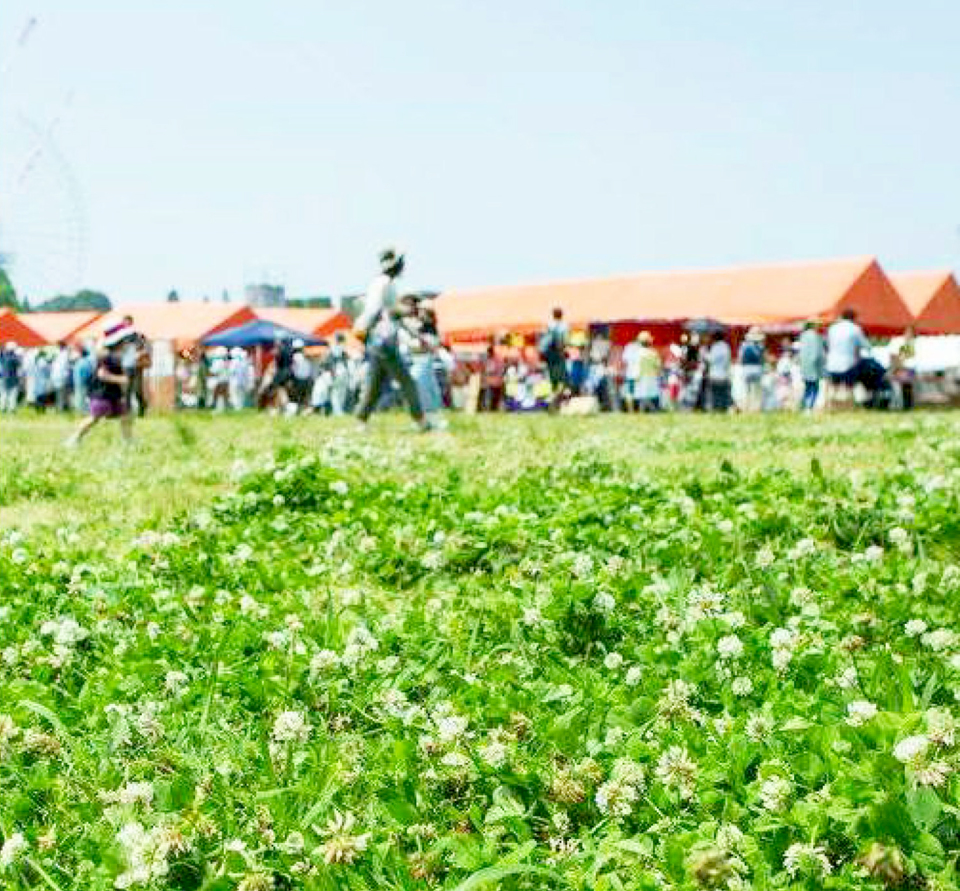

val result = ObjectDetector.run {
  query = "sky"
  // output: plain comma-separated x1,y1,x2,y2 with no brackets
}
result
0,0,958,304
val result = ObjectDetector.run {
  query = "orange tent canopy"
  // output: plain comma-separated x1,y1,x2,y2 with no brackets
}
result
74,303,258,349
20,311,103,344
252,307,352,338
436,257,912,341
890,271,960,335
0,310,46,348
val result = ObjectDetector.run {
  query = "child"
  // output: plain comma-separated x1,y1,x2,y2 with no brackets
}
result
65,325,135,447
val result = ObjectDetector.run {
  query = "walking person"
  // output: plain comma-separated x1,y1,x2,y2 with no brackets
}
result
798,321,825,411
402,295,448,430
51,342,73,412
354,247,430,431
706,332,732,412
72,346,95,413
0,342,21,413
327,333,351,416
539,307,569,414
65,325,135,447
121,317,151,417
738,329,765,412
633,331,662,412
826,309,870,408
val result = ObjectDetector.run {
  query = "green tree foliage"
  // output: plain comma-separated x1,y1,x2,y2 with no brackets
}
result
0,267,18,310
36,289,112,312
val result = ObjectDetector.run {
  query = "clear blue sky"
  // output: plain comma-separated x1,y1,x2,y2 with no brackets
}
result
1,0,958,303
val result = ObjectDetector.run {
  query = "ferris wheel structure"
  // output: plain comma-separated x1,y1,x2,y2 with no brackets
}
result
0,16,89,305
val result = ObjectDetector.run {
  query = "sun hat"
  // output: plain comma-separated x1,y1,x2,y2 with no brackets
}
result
379,246,404,273
104,325,135,348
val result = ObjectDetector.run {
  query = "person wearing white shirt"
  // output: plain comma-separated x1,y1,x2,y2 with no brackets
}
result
354,247,429,430
826,310,870,385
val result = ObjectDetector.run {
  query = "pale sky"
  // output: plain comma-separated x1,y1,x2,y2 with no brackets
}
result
1,0,958,304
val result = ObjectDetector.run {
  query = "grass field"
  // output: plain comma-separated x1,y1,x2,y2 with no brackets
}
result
1,411,959,890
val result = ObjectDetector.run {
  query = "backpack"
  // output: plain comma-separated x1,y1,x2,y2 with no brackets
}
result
741,343,763,366
538,328,563,359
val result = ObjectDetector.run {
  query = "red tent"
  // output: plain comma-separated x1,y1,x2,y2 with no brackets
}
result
891,271,960,335
0,310,46,348
436,257,912,344
20,311,103,345
75,303,257,349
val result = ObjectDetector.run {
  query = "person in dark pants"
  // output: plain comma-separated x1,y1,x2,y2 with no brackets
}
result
354,247,429,431
539,307,569,414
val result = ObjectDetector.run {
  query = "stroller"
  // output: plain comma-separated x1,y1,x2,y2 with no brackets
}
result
854,358,893,409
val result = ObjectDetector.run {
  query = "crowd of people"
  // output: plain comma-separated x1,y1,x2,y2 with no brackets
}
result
0,249,924,446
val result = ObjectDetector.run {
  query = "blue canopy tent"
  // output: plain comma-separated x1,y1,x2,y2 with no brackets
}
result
201,319,325,348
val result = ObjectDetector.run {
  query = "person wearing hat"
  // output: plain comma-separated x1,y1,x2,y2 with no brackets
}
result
737,328,766,412
354,247,430,430
64,325,135,447
633,331,662,412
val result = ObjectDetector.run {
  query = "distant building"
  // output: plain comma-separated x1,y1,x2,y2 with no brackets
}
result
287,295,334,309
245,283,286,307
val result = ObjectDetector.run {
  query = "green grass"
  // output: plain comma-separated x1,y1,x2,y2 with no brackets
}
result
0,410,959,890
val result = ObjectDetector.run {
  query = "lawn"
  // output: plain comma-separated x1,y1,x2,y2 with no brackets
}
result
1,411,959,890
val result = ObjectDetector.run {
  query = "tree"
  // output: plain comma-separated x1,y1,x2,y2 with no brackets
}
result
0,267,18,310
36,290,112,312
167,289,180,303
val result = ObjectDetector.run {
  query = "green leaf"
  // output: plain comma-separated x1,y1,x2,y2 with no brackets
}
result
906,786,942,832
450,864,558,891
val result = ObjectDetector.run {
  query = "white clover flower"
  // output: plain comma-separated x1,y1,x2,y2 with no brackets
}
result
731,677,753,697
915,760,952,788
834,666,858,689
922,628,957,652
521,607,542,626
317,811,370,865
864,545,885,562
717,635,744,660
604,726,626,748
571,553,594,578
311,650,340,672
479,741,508,769
595,779,638,817
925,709,957,747
783,842,831,879
655,746,698,799
845,700,878,727
271,710,310,745
330,480,349,496
592,591,616,613
603,652,624,671
905,619,928,638
769,628,796,650
755,547,775,568
116,781,155,807
625,666,643,687
745,713,774,742
0,833,27,870
759,775,792,812
789,538,817,559
717,519,735,535
893,735,930,765
435,714,469,743
440,751,470,769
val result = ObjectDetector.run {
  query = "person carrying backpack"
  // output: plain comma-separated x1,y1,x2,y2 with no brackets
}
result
539,307,569,413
